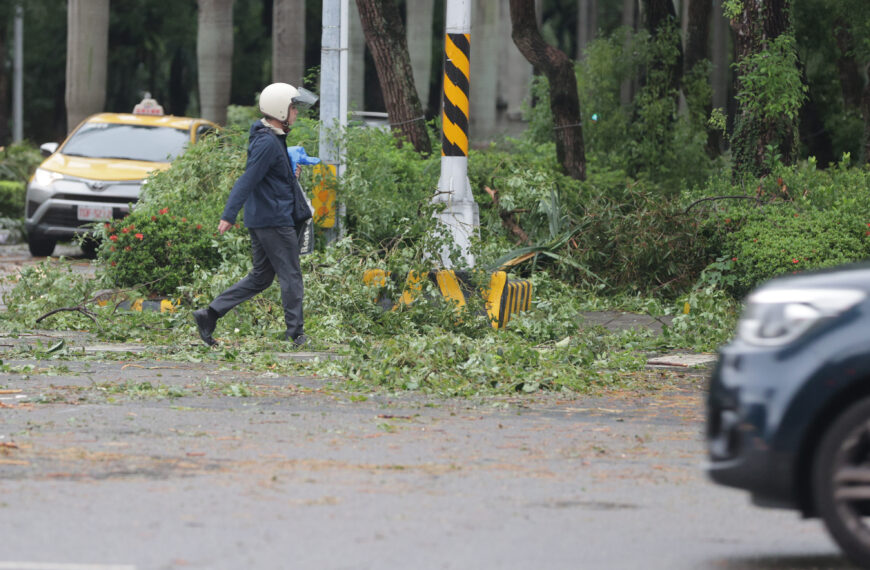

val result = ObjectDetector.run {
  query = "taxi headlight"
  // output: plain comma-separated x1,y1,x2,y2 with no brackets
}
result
738,288,865,346
33,168,64,187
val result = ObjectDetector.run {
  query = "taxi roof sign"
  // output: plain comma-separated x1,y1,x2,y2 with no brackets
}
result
133,93,164,116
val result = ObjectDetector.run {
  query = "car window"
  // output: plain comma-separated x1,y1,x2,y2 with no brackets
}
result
196,124,216,141
61,122,190,162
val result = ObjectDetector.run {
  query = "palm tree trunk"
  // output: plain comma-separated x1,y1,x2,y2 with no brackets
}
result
197,0,234,125
66,0,109,132
272,0,305,86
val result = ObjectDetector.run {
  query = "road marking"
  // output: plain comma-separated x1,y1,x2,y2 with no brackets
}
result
0,562,136,570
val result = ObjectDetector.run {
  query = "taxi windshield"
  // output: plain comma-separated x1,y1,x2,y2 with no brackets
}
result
61,122,189,162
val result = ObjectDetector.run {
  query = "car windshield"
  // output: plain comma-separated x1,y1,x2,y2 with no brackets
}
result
61,122,190,162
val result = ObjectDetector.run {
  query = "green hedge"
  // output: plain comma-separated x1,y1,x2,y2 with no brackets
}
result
0,181,24,218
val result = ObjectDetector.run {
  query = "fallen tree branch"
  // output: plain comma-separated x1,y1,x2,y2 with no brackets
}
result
485,186,530,245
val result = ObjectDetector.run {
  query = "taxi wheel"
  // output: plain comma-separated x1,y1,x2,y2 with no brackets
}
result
80,237,99,259
814,397,870,567
27,233,56,257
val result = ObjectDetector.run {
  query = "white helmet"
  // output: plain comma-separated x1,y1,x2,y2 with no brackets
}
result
258,83,319,122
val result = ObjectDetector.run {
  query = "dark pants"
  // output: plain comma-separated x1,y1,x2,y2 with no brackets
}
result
209,226,303,339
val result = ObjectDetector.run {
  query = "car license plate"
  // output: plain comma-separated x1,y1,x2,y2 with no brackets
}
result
77,205,113,221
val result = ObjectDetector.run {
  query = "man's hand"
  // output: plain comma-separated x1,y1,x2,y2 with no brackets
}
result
295,165,302,178
218,220,233,234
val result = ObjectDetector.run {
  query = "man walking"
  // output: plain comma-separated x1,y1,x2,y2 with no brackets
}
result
193,83,316,347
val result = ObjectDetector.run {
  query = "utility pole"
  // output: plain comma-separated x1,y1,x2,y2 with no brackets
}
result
13,3,23,143
320,0,349,240
433,0,479,268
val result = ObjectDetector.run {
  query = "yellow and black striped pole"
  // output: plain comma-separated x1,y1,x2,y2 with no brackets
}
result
442,32,470,158
433,0,479,269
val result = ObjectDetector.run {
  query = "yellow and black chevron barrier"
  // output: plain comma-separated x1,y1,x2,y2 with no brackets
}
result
442,32,470,157
362,269,532,329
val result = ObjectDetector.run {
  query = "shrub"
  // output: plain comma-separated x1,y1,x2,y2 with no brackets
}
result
0,181,24,218
693,159,870,296
96,211,221,295
0,143,42,183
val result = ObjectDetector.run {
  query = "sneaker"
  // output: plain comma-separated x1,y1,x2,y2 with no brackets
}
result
287,333,309,347
193,308,218,346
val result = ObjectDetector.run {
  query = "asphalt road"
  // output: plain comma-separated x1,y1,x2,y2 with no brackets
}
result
0,244,857,570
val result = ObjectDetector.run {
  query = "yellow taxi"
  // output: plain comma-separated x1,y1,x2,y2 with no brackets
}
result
25,95,218,256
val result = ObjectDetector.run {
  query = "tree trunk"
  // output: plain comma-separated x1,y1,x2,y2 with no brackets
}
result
710,0,729,112
730,0,797,179
406,0,434,114
472,0,499,140
833,18,862,109
0,16,9,145
620,0,638,106
272,0,305,86
643,0,682,95
348,1,366,111
354,0,431,154
863,64,870,165
197,0,234,125
66,0,109,133
684,0,709,72
498,1,533,122
509,0,586,181
576,0,598,60
684,0,720,155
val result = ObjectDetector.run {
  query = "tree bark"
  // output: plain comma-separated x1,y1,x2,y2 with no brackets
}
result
0,16,9,145
406,0,434,114
643,0,682,95
730,0,797,178
576,0,598,61
684,0,720,156
863,64,870,165
509,0,586,181
272,0,305,86
196,0,234,125
833,18,863,109
354,0,431,154
472,0,499,140
498,1,533,122
66,0,109,132
684,0,710,72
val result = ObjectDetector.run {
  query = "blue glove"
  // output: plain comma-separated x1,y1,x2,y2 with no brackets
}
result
287,146,321,172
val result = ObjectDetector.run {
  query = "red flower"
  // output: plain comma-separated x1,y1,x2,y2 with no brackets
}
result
151,216,157,221
129,224,135,230
124,246,132,251
159,207,169,215
111,261,116,267
109,235,118,242
181,217,187,222
792,258,799,264
135,233,144,240
104,223,111,230
121,227,129,234
731,257,738,262
196,224,202,230
110,246,116,252
794,213,799,217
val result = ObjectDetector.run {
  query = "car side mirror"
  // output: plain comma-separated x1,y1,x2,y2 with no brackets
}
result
39,142,58,157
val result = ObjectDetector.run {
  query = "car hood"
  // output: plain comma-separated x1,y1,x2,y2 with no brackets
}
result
757,262,870,294
39,153,171,182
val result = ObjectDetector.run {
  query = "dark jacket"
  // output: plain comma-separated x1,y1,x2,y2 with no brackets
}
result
221,120,298,228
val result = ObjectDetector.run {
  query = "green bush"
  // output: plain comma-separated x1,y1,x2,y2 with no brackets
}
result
96,211,221,295
693,159,870,296
0,180,24,218
0,143,42,183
